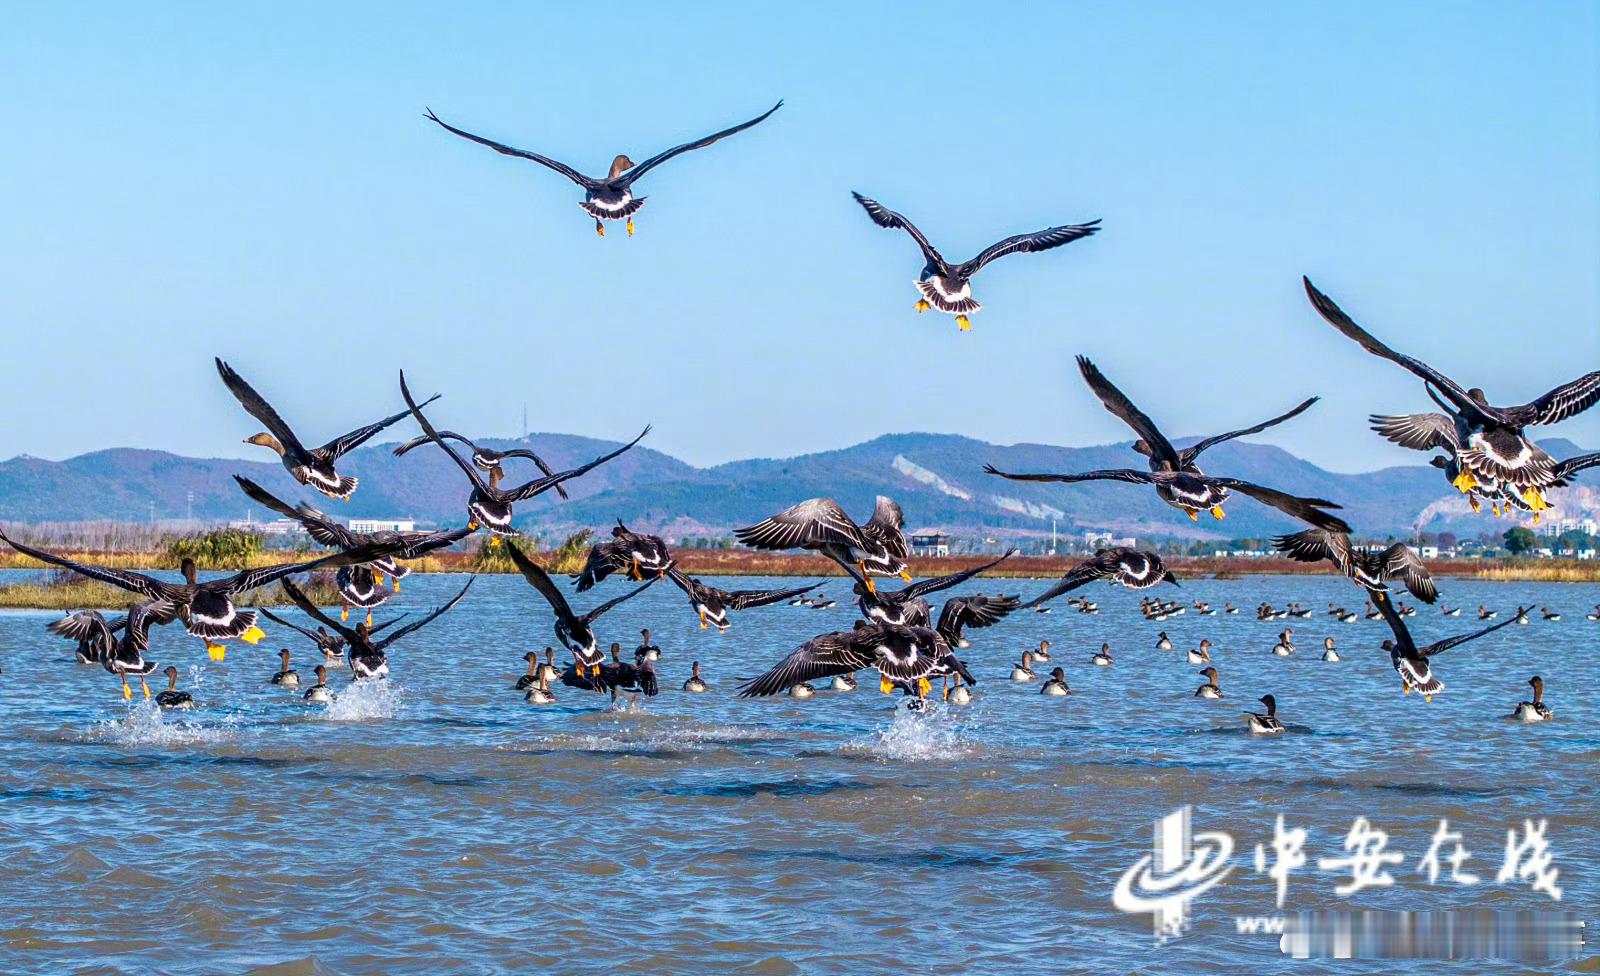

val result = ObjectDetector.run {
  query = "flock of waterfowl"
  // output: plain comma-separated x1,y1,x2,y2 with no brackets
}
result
3,99,1595,733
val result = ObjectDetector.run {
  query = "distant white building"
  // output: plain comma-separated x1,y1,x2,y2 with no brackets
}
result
908,533,950,557
349,517,416,533
1085,531,1136,550
229,517,306,537
1419,545,1440,559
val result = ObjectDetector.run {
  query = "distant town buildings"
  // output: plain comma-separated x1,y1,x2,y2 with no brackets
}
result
228,517,305,537
908,533,951,557
349,517,417,533
1084,531,1136,550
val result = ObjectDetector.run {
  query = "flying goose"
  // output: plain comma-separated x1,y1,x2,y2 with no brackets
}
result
426,101,782,237
217,358,435,500
851,192,1099,331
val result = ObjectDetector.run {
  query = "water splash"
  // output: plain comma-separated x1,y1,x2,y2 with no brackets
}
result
846,701,975,762
83,700,238,747
318,678,406,721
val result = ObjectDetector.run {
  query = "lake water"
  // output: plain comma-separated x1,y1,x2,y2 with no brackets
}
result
0,570,1593,974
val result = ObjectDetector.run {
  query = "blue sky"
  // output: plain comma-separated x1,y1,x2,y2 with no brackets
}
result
2,3,1596,473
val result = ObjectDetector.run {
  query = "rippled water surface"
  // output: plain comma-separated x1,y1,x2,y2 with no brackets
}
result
0,571,1594,974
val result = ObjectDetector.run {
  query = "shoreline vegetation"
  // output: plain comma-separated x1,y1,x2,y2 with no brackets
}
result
0,570,346,612
1,549,1595,610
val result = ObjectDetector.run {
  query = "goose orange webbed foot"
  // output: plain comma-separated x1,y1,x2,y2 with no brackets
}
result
625,217,634,237
914,299,931,314
595,220,605,238
955,315,971,332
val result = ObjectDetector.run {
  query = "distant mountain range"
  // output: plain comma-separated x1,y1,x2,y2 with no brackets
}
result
1,433,1594,543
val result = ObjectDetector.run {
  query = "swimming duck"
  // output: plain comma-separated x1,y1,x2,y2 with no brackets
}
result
1019,547,1180,610
851,192,1099,331
1541,607,1561,622
1364,603,1380,621
734,496,911,591
46,609,127,665
1041,667,1071,696
1321,638,1340,662
1245,694,1285,735
217,359,434,500
401,372,648,537
1512,675,1552,722
0,530,400,661
1091,643,1114,666
505,540,660,685
278,576,475,681
788,682,816,699
154,666,194,710
635,629,662,663
234,476,471,595
304,664,336,704
738,622,945,700
538,648,561,685
946,672,973,704
1194,666,1223,699
1588,605,1600,622
1370,588,1529,700
1272,629,1294,656
986,358,1344,530
1155,632,1173,651
1033,639,1054,661
514,651,541,691
1224,603,1239,615
1515,608,1531,626
815,597,837,610
1305,277,1600,515
1011,651,1038,682
1478,606,1497,620
575,521,674,590
1273,529,1437,603
683,661,709,693
426,100,782,237
662,570,816,633
392,430,570,500
1187,640,1213,665
831,673,858,692
271,649,301,687
525,669,557,705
